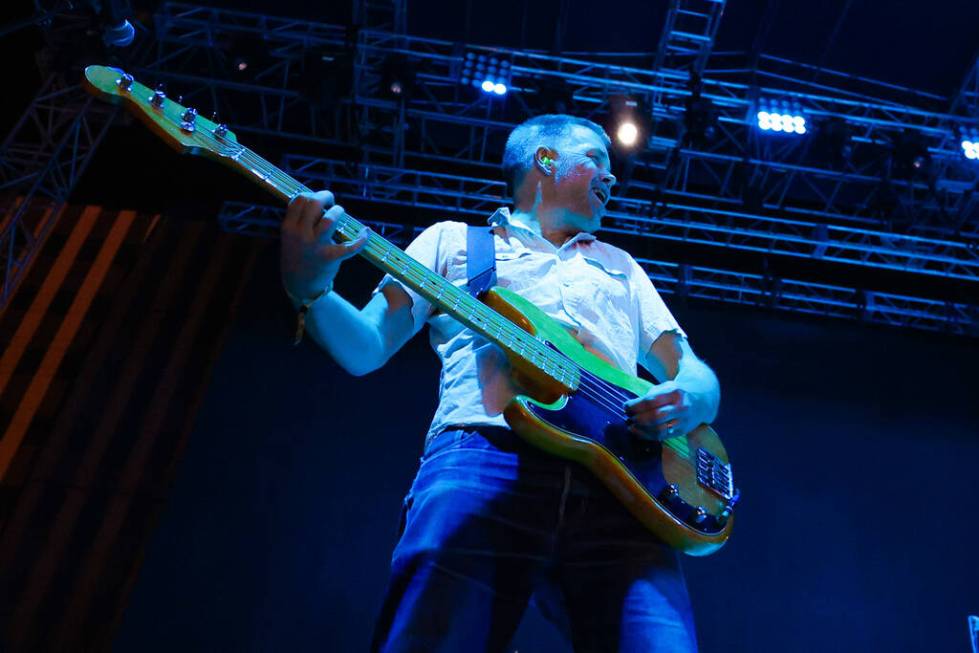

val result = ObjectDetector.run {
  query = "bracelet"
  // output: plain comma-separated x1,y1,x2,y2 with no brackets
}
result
287,281,333,346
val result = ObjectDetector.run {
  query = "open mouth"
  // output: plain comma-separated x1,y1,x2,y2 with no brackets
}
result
592,188,608,205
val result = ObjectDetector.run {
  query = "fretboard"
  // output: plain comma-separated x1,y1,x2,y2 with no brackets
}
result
228,143,580,388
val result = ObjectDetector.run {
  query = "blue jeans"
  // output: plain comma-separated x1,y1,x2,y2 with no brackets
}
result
371,427,698,653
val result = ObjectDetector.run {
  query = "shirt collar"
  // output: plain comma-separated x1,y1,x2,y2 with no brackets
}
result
488,207,597,246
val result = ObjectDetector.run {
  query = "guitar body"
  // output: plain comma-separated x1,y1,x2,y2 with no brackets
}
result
484,287,735,556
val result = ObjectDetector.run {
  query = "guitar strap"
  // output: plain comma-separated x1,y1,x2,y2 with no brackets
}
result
465,225,498,298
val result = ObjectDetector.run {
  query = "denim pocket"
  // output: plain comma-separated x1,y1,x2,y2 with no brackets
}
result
421,428,481,461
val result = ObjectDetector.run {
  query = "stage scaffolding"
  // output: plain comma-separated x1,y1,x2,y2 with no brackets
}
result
1,1,977,336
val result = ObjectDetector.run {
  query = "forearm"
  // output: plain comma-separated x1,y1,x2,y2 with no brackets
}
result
294,290,390,376
674,358,721,425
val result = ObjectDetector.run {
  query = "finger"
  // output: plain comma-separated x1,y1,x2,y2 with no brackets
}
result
283,193,309,228
624,390,679,415
299,190,335,233
314,204,346,242
332,227,371,262
627,407,679,430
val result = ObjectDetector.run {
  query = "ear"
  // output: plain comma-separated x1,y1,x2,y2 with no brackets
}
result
535,146,557,174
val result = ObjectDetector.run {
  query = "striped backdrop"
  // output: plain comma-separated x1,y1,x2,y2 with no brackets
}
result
0,201,261,651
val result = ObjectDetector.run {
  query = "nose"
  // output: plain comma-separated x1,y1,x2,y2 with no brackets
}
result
602,170,616,188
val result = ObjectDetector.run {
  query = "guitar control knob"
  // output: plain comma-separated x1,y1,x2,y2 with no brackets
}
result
214,123,228,138
718,507,732,526
692,506,707,524
660,484,679,502
116,73,134,91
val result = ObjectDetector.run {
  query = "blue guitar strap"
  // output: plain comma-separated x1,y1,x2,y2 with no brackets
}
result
466,225,497,298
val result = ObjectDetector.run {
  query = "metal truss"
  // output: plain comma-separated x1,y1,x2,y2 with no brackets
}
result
654,0,727,78
217,201,977,337
148,3,978,137
353,0,406,34
0,78,117,308
145,3,979,242
950,52,979,118
279,155,979,282
7,2,973,332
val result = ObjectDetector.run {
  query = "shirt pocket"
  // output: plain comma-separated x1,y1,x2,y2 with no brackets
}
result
578,255,631,308
494,249,543,293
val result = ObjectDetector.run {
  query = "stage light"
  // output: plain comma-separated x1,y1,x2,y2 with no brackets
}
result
617,121,639,147
381,57,417,99
963,140,979,160
461,52,511,97
892,129,931,178
608,95,651,152
756,99,807,135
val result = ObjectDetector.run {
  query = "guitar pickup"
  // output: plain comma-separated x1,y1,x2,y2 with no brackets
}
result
696,448,735,501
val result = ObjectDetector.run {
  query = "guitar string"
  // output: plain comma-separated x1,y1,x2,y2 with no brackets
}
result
171,115,698,465
209,133,699,466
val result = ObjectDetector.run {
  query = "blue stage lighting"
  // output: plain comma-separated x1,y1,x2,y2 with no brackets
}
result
756,100,807,135
461,51,511,97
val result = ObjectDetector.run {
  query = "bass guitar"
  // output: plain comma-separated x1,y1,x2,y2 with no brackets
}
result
83,65,739,556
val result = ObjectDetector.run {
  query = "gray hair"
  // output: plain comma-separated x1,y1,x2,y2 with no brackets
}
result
502,114,610,199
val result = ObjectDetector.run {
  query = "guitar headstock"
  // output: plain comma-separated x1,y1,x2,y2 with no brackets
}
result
83,65,239,160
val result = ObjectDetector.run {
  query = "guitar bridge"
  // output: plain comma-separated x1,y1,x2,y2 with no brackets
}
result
696,448,735,501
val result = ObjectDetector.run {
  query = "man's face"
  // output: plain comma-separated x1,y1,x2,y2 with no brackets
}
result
547,124,616,233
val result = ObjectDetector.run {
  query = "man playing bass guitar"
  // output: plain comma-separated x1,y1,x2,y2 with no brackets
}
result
279,114,721,652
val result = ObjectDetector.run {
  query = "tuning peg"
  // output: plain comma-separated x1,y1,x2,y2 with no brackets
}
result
180,107,198,132
116,73,134,91
150,85,166,108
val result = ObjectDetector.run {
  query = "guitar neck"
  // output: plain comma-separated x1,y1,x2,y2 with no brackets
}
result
230,145,576,387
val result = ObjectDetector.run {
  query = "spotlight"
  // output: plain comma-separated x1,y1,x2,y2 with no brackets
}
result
962,134,979,161
381,57,417,99
88,0,136,48
617,121,639,147
223,33,274,80
892,129,931,178
609,94,651,152
756,99,807,135
461,51,511,96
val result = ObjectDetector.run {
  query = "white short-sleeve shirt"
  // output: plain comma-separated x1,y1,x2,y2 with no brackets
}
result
376,208,686,442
